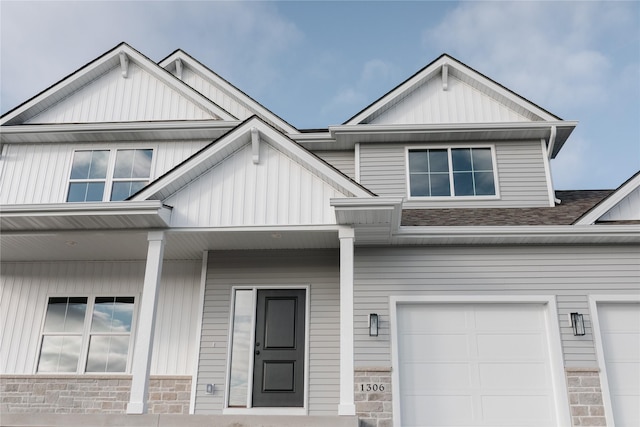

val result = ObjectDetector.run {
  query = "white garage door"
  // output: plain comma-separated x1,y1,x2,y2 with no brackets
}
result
396,303,560,427
596,303,640,427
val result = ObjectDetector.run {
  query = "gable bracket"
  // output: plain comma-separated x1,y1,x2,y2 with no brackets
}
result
251,127,260,164
442,63,448,91
119,51,129,78
175,58,183,80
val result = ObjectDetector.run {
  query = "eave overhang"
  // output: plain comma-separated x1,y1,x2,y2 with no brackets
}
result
331,198,640,245
0,120,240,144
328,121,576,158
0,201,172,231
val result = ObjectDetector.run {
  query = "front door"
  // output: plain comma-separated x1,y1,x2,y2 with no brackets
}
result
252,289,306,407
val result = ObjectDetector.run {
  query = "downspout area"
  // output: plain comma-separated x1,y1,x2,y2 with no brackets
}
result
546,125,561,205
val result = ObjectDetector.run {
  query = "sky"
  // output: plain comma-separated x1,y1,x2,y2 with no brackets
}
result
1,1,639,190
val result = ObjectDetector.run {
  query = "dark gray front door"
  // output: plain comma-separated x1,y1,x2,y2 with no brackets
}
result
252,289,305,407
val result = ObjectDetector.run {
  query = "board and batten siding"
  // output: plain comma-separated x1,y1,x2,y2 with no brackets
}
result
353,245,640,369
600,186,640,221
313,150,356,181
195,249,340,415
25,63,215,124
359,139,549,208
164,142,346,227
367,72,531,125
0,260,201,375
0,140,209,205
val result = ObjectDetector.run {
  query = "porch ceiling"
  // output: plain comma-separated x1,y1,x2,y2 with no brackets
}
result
0,227,341,262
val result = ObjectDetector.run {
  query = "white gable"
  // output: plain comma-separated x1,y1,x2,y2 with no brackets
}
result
598,186,640,222
25,62,216,124
164,141,348,227
368,72,532,125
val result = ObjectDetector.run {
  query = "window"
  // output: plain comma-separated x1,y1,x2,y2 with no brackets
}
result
37,296,135,373
408,147,496,197
67,149,153,202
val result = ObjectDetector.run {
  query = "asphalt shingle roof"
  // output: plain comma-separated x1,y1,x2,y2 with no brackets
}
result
401,190,615,226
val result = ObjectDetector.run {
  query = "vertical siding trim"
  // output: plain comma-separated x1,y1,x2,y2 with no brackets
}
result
189,251,208,414
541,139,556,206
354,143,361,183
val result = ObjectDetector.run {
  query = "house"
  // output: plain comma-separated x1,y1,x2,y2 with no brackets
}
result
1,42,638,427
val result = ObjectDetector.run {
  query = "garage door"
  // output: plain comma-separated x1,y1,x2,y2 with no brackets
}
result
596,303,640,427
396,303,560,426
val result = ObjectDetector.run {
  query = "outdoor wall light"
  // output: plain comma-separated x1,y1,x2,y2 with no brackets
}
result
369,313,379,337
570,312,586,336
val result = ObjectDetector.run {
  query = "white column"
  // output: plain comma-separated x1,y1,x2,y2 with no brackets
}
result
338,227,356,416
127,231,165,414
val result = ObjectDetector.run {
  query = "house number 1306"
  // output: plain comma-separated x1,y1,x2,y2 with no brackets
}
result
360,384,385,392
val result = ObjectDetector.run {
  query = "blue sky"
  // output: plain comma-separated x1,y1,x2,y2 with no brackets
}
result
1,1,638,190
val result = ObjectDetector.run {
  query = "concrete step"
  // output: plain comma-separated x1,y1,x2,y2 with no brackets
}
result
1,414,360,427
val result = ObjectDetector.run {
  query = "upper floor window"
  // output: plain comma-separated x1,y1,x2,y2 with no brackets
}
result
408,147,496,197
67,149,153,202
37,296,135,373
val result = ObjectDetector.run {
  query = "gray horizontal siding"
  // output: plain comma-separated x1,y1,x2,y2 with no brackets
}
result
195,249,340,415
353,245,640,369
359,140,550,207
314,150,356,180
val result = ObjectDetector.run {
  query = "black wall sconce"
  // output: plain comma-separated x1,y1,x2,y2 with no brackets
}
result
369,313,379,337
570,312,585,336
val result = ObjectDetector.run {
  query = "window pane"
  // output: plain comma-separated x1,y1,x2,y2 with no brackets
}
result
452,148,472,172
92,297,134,332
409,174,430,197
472,148,493,171
430,173,451,196
86,335,129,372
132,149,153,178
70,151,91,179
474,171,496,195
43,297,87,333
454,172,475,196
38,335,82,372
85,182,105,202
67,183,88,202
228,290,253,407
409,150,429,173
113,150,134,179
89,151,109,179
110,181,147,201
429,150,449,173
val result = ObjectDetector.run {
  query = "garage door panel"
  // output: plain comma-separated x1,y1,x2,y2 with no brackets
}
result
478,363,549,388
602,332,640,360
606,362,639,390
402,395,474,426
398,305,468,332
399,334,469,361
477,333,546,360
474,304,543,331
400,363,471,389
611,395,640,424
481,394,553,424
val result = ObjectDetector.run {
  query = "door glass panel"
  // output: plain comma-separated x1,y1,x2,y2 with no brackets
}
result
228,290,253,407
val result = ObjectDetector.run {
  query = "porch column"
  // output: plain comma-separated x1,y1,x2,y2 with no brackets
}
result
338,227,356,415
127,231,166,414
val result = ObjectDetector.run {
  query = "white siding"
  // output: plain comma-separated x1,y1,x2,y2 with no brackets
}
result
0,140,208,205
314,150,356,180
164,142,346,227
368,74,531,125
353,245,640,369
25,64,215,124
0,260,201,375
359,140,549,207
195,249,340,415
599,186,640,221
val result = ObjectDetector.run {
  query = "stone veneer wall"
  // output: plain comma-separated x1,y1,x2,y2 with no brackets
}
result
566,368,607,427
0,375,191,414
354,367,392,427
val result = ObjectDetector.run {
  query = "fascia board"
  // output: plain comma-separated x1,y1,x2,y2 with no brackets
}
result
575,172,640,225
0,120,239,143
159,50,298,134
394,224,640,244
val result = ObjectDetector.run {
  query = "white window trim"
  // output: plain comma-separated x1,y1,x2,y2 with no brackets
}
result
223,284,310,416
389,295,570,427
34,294,138,375
588,294,640,427
65,147,156,203
405,145,500,200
